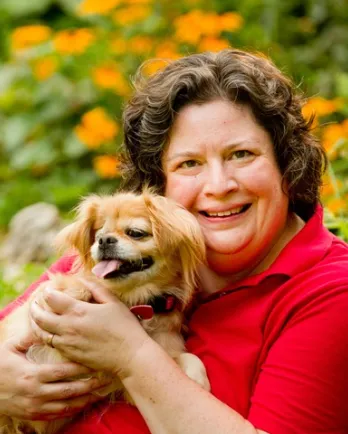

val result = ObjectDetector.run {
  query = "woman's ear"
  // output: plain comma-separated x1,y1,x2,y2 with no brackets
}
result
55,195,101,266
144,192,206,290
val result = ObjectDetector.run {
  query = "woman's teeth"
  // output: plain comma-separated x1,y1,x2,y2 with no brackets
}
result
206,206,245,217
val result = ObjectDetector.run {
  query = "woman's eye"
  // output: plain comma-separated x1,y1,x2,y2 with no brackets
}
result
126,229,149,239
179,160,199,169
231,150,252,159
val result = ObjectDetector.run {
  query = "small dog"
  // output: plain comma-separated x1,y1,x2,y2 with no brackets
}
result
0,191,210,434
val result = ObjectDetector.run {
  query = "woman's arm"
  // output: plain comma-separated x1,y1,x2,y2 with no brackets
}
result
123,337,267,434
30,283,268,434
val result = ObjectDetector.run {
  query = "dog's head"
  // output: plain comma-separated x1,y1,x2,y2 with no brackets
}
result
56,190,205,295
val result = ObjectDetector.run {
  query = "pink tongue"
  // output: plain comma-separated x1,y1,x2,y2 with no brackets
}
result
92,260,122,278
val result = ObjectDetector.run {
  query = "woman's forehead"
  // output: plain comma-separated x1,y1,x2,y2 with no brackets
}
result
163,100,272,158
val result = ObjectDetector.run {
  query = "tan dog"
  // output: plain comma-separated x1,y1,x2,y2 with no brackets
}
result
0,191,210,434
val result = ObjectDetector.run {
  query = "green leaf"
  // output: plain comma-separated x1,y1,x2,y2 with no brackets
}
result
10,139,58,170
0,0,52,17
2,115,34,151
336,73,348,98
331,158,348,174
0,64,29,95
63,133,88,159
56,0,81,15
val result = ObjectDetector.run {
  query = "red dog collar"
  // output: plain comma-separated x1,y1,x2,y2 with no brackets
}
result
130,295,177,320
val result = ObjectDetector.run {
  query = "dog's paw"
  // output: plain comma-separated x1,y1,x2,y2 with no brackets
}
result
176,353,211,392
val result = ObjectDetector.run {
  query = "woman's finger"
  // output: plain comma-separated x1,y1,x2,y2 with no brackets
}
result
37,362,95,383
6,335,36,353
30,302,61,337
43,288,78,315
30,318,59,347
25,394,101,420
37,376,113,400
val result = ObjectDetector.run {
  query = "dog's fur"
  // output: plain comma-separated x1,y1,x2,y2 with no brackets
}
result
0,191,210,434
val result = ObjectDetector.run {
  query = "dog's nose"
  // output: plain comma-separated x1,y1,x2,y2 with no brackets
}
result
98,235,117,247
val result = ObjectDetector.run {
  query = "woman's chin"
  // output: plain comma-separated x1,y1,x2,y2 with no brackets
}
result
206,250,243,275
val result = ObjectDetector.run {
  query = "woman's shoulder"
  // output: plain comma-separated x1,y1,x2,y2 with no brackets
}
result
315,233,348,280
265,234,348,320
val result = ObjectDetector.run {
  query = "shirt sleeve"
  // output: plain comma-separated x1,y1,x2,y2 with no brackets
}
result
248,285,348,434
0,255,75,321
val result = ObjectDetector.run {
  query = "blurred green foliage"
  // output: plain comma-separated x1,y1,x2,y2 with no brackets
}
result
1,0,348,306
0,259,55,308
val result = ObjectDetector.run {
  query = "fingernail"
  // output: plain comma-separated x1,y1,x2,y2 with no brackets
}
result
45,285,55,292
80,375,93,381
44,287,55,297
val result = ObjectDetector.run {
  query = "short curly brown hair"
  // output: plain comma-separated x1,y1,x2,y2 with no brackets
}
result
121,49,327,220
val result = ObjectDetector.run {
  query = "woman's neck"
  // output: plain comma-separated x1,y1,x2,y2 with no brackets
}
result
198,212,305,294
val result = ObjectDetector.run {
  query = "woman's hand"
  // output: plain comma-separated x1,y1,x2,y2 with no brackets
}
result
0,335,110,421
29,281,151,378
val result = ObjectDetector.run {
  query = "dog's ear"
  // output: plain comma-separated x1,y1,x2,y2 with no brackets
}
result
55,195,101,267
144,193,206,290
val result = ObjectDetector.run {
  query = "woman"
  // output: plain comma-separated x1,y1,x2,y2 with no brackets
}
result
1,49,348,433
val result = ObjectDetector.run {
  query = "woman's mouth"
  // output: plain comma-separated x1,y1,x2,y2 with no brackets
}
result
200,204,251,218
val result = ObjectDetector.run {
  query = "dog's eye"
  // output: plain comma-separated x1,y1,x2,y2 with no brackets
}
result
126,229,149,239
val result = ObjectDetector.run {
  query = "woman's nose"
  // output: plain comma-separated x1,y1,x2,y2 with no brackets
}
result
202,165,238,198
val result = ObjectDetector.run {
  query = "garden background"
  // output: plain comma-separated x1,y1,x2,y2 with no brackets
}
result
0,0,348,307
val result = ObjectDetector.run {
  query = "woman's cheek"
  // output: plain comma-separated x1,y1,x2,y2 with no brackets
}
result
165,175,198,209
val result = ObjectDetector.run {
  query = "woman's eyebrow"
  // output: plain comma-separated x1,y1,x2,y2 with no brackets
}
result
165,151,200,162
166,140,258,162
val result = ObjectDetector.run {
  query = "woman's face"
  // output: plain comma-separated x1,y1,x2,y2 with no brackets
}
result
163,99,290,274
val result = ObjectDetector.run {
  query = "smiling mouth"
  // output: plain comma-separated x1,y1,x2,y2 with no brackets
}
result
200,204,251,218
92,256,154,279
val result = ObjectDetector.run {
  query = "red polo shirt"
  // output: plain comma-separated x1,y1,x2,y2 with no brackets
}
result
2,207,348,433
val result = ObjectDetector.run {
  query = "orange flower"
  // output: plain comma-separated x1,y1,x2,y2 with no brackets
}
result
321,182,334,198
142,59,168,76
341,119,348,135
113,5,151,25
128,36,153,54
320,177,342,198
302,97,339,121
155,41,181,59
198,36,230,52
32,56,58,81
127,0,152,4
219,12,244,32
321,123,346,153
174,10,209,45
199,12,222,37
174,11,243,45
326,198,347,215
110,36,128,55
11,25,51,51
53,29,95,55
75,107,119,149
92,65,130,96
78,0,121,15
93,155,121,178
